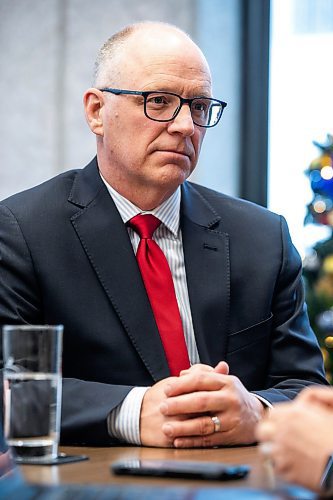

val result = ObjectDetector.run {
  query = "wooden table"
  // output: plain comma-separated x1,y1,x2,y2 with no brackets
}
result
20,444,278,491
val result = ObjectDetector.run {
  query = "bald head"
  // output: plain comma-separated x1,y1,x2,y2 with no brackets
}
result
93,21,211,89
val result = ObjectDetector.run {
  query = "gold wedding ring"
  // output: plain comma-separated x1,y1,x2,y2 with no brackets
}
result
211,415,221,433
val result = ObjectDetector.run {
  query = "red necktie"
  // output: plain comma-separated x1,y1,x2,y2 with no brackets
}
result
128,214,190,376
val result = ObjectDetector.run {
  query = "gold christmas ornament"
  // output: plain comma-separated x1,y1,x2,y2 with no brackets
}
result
323,256,333,274
325,336,333,349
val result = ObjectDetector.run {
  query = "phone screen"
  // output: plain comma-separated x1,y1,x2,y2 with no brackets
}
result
111,458,250,480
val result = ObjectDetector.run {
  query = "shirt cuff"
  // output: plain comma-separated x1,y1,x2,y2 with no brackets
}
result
252,393,273,409
107,387,149,445
321,454,333,494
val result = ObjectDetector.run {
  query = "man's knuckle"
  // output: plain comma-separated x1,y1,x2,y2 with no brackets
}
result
228,392,240,409
200,417,212,435
202,435,213,447
195,372,207,385
199,393,210,410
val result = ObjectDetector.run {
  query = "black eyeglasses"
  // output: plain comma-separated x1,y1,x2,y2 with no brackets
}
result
99,88,227,128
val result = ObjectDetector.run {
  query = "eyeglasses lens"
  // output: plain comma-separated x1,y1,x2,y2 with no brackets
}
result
144,93,222,127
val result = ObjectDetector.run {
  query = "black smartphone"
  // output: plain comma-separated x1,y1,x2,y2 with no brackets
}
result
111,458,250,480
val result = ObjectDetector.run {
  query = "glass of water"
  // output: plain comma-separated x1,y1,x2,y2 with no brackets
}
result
2,325,63,463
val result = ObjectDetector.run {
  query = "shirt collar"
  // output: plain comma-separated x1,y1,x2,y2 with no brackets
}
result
100,174,181,237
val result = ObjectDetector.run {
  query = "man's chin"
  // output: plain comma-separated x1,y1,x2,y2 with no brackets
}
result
156,165,192,188
159,161,193,179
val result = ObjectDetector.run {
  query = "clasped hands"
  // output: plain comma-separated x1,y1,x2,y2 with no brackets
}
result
140,361,265,448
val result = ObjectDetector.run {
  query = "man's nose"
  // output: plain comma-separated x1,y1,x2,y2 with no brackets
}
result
168,104,195,136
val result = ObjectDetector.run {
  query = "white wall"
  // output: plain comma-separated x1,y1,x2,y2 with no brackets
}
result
0,0,241,200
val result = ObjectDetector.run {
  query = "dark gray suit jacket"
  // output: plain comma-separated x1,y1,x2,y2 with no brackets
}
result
0,158,327,445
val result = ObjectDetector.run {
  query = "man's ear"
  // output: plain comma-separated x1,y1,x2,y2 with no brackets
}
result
83,88,105,136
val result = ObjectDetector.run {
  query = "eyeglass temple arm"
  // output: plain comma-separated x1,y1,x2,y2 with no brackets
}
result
99,88,143,96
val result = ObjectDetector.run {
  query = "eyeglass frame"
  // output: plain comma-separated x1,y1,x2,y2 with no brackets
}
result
98,88,227,128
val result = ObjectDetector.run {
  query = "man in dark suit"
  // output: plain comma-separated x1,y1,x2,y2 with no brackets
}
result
0,21,328,448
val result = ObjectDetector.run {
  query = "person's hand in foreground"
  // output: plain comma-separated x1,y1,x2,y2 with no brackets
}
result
140,361,265,447
256,386,333,492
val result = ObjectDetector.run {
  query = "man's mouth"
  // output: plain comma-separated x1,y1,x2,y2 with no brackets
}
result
156,149,192,159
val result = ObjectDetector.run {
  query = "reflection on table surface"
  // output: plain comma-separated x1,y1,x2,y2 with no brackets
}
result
21,445,265,487
19,443,317,500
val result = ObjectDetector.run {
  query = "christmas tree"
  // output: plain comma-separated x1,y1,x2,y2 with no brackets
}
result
303,133,333,381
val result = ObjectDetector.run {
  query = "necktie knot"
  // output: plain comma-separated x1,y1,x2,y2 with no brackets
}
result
128,214,161,239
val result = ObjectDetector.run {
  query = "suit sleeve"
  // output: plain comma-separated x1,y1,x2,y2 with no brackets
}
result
0,204,132,445
254,215,328,403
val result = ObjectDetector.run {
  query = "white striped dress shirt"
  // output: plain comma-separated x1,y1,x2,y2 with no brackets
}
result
101,176,200,444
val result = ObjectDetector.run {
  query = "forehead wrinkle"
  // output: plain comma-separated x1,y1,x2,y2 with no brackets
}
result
134,60,212,94
141,56,210,76
145,62,210,78
141,77,212,97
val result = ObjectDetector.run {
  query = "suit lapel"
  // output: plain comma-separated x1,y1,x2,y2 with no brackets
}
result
67,160,230,376
181,182,230,366
68,159,170,381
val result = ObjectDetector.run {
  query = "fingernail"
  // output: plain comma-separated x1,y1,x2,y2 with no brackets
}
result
173,439,183,448
163,424,173,437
